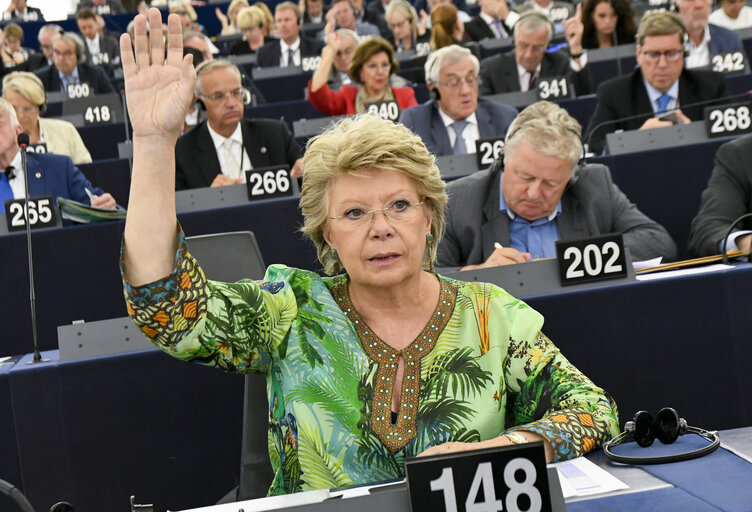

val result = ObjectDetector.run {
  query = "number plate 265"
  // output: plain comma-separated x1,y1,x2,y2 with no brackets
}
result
406,441,552,512
555,233,627,285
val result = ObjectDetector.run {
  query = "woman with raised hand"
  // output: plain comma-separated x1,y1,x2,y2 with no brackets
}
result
121,8,618,497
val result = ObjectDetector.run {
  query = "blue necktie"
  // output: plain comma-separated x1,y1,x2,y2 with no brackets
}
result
0,167,15,213
452,121,468,155
657,93,671,115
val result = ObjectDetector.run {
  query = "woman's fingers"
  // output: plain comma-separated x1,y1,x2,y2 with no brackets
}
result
166,12,185,68
149,8,165,67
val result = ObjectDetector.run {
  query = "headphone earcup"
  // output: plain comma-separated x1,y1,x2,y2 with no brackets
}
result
655,407,681,444
429,87,440,101
633,410,656,447
196,98,206,111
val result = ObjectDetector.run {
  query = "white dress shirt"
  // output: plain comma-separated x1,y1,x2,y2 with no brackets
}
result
685,25,711,69
6,150,26,200
643,77,680,114
207,122,252,179
437,107,480,153
280,38,301,67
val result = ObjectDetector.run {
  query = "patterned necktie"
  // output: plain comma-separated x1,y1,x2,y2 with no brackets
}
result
452,121,468,155
287,48,296,67
527,72,538,91
222,139,240,179
657,93,671,115
0,167,15,211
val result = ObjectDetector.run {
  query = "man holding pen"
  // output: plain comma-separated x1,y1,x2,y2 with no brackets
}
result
437,102,676,270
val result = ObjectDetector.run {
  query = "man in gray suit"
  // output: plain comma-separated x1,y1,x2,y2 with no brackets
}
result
438,101,676,269
400,45,517,157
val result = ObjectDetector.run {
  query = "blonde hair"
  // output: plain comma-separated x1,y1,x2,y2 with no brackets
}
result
170,1,198,21
0,98,20,130
636,11,686,46
254,2,275,34
430,3,459,50
505,101,582,172
236,6,266,30
2,71,46,107
386,0,419,38
227,0,250,21
3,23,23,41
301,114,448,275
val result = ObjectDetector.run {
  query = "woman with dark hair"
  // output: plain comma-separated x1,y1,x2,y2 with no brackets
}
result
581,0,636,49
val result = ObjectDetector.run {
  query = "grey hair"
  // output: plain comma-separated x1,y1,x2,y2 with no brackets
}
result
51,32,87,63
335,27,361,45
0,97,20,131
424,44,480,84
37,24,63,43
504,101,582,174
193,59,243,96
513,11,554,45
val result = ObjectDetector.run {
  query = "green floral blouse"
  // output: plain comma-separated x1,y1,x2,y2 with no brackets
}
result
123,233,619,496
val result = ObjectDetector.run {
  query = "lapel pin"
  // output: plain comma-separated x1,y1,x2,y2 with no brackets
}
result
260,146,267,154
35,172,41,178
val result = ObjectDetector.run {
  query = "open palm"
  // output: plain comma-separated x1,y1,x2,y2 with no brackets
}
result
119,9,196,140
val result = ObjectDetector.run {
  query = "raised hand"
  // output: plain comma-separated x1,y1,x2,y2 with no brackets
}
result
563,3,584,56
119,8,196,142
324,19,338,48
215,7,229,30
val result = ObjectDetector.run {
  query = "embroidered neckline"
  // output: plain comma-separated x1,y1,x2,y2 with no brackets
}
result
331,274,457,452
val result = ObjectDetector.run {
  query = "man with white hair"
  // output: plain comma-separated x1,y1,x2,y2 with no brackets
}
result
0,97,115,212
438,101,676,269
676,0,743,68
21,24,62,72
479,10,591,95
400,45,517,157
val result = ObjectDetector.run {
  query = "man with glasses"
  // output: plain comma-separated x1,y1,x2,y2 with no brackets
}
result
479,10,591,96
400,45,517,156
34,32,114,94
175,60,302,189
586,11,727,154
438,101,676,269
21,24,61,72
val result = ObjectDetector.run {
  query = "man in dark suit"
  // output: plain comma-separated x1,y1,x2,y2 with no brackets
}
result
0,98,115,212
34,32,115,94
479,10,592,96
676,0,743,68
176,60,302,190
438,101,676,269
302,0,328,24
2,0,43,22
400,45,517,157
364,0,391,38
689,135,752,257
21,25,62,73
76,8,120,67
465,0,515,42
76,0,126,16
586,11,728,154
256,2,325,68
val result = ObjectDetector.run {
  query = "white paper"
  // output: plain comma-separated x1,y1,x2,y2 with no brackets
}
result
171,488,330,512
635,263,734,281
551,457,629,498
632,257,662,270
329,479,403,499
0,356,10,363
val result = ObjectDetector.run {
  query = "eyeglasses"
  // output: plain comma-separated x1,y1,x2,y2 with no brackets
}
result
641,49,683,62
435,75,481,89
201,88,247,102
329,199,424,226
516,42,546,53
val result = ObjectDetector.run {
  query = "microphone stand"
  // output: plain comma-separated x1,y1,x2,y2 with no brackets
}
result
721,212,752,264
17,134,47,364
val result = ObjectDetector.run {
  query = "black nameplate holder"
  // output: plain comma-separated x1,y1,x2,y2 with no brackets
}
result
26,142,48,154
365,100,401,122
711,51,747,74
4,195,59,232
62,93,124,127
555,233,627,286
301,56,322,72
406,441,553,512
704,102,752,138
475,137,504,168
536,76,573,100
245,165,295,201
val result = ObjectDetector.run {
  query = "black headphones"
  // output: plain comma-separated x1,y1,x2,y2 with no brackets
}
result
603,408,720,465
494,125,585,186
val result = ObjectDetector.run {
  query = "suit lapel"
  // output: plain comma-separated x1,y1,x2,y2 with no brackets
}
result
558,187,589,240
481,170,510,259
242,121,271,169
475,103,494,139
25,155,45,197
502,54,520,92
197,124,223,186
430,104,453,156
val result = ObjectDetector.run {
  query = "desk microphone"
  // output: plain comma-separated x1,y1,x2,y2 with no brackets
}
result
720,212,752,264
585,89,752,152
120,88,132,170
18,133,45,364
0,478,34,512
